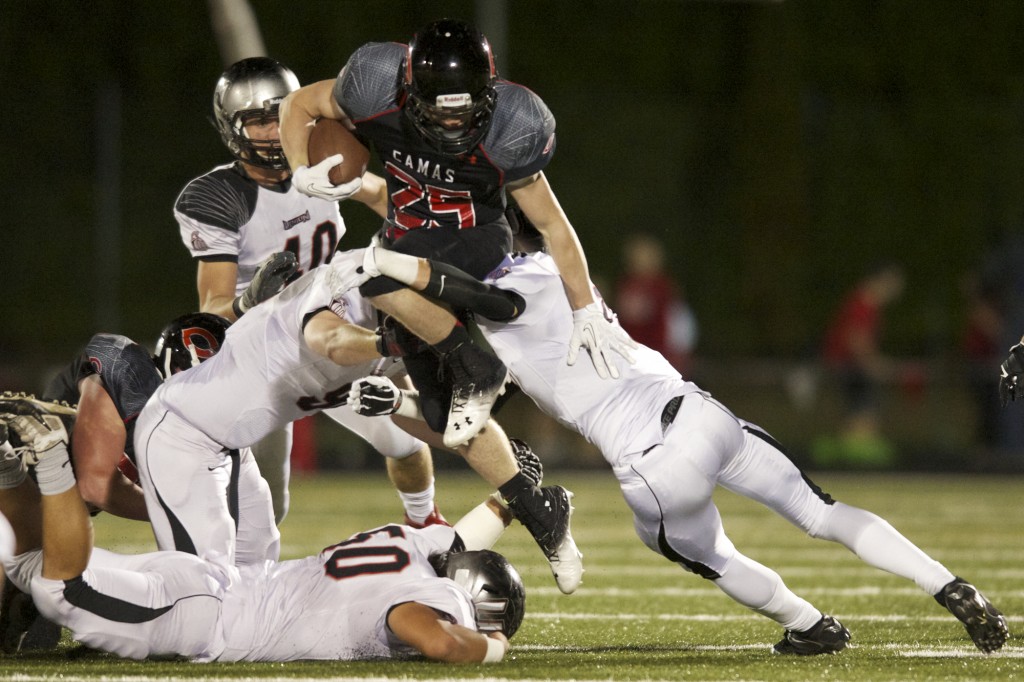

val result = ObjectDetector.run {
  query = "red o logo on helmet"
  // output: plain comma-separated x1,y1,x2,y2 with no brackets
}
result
181,326,221,361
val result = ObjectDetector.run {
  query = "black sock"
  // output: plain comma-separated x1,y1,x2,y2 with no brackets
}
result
498,471,534,502
433,323,470,356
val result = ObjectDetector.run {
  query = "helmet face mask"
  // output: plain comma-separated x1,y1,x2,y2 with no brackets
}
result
434,549,525,637
213,57,300,170
153,313,231,380
403,19,497,156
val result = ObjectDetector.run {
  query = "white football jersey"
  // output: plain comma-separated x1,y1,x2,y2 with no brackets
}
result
174,163,346,293
478,253,703,464
216,524,474,662
153,250,397,448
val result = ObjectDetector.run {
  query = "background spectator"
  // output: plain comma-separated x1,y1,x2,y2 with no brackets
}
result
615,234,698,375
815,261,905,468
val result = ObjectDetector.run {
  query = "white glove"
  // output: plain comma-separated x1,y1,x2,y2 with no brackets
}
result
292,154,363,201
566,302,638,379
348,375,402,417
327,248,373,300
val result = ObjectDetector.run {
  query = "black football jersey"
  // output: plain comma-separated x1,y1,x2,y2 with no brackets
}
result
43,333,162,463
334,42,556,235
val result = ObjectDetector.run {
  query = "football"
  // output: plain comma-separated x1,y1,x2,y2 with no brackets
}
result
307,118,370,185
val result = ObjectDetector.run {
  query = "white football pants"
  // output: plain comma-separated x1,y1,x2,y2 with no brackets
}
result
615,392,954,630
135,406,280,567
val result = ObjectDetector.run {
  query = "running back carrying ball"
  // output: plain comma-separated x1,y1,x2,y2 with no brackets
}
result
307,118,370,185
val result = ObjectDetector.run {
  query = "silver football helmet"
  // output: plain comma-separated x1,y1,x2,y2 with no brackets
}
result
438,550,525,637
212,57,300,170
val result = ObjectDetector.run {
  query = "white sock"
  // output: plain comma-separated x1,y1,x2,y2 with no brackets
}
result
453,496,508,550
372,248,421,285
0,455,26,489
820,502,955,595
399,479,435,524
714,553,822,632
34,444,76,496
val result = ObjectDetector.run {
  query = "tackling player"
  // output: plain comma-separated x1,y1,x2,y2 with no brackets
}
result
279,19,636,453
0,404,532,663
175,57,444,528
349,247,1010,655
132,250,582,593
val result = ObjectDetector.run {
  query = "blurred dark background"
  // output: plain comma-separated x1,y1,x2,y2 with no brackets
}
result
4,1,1024,471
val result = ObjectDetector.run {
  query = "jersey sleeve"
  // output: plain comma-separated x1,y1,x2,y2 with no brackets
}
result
82,334,163,423
333,42,406,122
487,82,557,183
173,167,258,260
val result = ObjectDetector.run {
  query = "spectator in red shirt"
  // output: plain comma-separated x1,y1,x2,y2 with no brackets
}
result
817,261,905,467
615,234,697,375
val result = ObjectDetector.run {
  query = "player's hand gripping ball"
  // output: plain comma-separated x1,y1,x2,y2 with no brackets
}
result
307,118,370,185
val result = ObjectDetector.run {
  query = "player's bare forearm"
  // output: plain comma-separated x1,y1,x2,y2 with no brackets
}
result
303,310,381,366
509,173,594,310
353,172,390,219
543,228,595,310
197,260,242,322
387,602,508,662
279,79,343,170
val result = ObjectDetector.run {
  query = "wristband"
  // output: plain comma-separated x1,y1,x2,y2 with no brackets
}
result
232,296,246,318
482,635,505,663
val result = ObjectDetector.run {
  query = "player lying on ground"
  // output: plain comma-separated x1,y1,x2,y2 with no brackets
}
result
132,249,581,592
0,403,541,662
348,247,1009,655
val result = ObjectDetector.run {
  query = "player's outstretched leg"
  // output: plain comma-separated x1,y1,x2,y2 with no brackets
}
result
773,615,851,655
933,577,1009,653
722,421,1010,652
441,341,509,448
503,484,583,594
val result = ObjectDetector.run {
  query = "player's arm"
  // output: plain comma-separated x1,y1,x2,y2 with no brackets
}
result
387,602,509,663
509,172,638,378
303,309,382,366
279,79,347,171
352,171,389,219
196,260,243,322
508,172,592,310
360,249,523,322
71,376,148,521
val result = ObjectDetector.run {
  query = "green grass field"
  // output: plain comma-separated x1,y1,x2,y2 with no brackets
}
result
1,469,1021,681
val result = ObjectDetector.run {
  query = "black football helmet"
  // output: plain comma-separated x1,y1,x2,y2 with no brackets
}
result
435,549,525,637
212,57,300,170
403,19,497,155
153,313,231,380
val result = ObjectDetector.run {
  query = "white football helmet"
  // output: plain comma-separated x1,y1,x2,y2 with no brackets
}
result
212,57,300,170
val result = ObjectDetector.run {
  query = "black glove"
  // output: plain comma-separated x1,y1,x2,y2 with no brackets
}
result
234,251,299,316
509,438,543,487
347,376,402,417
999,342,1024,407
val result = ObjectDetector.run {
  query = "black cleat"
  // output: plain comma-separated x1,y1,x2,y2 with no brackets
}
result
0,393,76,450
934,577,1009,653
441,343,508,448
506,485,583,594
773,615,851,655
